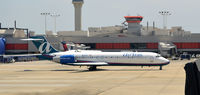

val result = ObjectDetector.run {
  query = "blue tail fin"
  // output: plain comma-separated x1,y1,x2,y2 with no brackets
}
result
31,36,58,54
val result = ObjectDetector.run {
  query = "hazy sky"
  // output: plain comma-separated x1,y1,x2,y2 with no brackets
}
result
0,0,200,33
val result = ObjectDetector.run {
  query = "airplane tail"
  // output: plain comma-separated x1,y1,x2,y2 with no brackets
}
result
61,41,68,51
31,36,58,54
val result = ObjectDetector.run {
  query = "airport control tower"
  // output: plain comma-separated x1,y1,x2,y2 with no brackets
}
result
72,0,84,31
124,16,143,35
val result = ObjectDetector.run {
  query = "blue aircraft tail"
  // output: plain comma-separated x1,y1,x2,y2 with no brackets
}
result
31,36,58,54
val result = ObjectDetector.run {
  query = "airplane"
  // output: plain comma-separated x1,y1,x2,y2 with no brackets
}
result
29,36,170,71
0,38,45,63
61,41,90,51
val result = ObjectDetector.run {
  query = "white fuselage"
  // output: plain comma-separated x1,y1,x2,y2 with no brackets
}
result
51,50,169,66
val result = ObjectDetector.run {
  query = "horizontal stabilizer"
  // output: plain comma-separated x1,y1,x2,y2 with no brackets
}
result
68,62,108,66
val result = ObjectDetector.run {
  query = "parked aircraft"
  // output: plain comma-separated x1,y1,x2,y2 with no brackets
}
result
30,36,170,71
61,41,90,51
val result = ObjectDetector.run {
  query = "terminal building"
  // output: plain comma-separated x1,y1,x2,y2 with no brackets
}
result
0,15,199,58
1,0,198,60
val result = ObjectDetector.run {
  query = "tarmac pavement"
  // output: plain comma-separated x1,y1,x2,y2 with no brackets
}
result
0,59,196,95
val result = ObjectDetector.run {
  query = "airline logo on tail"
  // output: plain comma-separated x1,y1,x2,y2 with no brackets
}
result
21,36,58,54
39,42,52,54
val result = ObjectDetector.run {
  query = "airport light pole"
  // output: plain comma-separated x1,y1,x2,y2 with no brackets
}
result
41,13,50,32
159,11,171,30
51,14,60,33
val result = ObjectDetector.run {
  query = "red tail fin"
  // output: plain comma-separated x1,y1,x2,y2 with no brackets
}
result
61,41,68,51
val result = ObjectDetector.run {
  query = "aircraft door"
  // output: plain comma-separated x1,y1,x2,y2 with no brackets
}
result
150,56,154,63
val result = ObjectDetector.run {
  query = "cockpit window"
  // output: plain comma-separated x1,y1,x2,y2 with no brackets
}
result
156,54,161,58
75,50,81,52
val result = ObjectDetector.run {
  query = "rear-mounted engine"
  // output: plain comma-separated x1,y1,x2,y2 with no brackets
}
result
53,55,75,64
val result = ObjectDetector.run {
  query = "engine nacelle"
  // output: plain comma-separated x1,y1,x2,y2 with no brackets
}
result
53,55,75,64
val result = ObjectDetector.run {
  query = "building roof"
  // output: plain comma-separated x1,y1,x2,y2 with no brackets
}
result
72,0,83,2
124,16,143,18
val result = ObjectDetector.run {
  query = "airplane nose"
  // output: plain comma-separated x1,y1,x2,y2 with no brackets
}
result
161,57,170,64
166,60,170,64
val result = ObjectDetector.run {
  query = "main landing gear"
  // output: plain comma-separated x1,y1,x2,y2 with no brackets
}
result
88,66,97,71
160,66,162,70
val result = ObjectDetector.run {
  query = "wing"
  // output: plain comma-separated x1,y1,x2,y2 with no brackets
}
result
68,62,108,66
3,54,41,57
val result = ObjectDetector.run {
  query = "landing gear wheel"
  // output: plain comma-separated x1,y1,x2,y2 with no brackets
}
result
88,66,97,71
159,66,162,70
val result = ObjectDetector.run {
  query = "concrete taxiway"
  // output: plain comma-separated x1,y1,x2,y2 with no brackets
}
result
0,59,196,95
